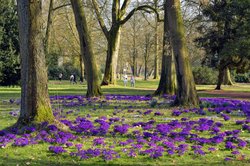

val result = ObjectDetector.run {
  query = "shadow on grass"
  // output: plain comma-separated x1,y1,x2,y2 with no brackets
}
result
48,87,155,96
0,156,248,166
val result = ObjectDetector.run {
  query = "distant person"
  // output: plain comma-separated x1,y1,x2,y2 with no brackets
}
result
130,75,135,87
123,74,128,87
58,73,63,82
70,74,74,84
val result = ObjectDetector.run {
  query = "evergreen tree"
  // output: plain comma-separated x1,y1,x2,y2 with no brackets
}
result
195,0,250,89
0,0,20,86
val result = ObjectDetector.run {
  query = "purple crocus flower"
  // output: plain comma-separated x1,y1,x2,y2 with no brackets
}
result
232,151,240,155
225,141,236,150
49,146,67,154
154,112,163,116
13,137,29,147
143,110,153,115
75,144,83,151
93,138,105,146
238,140,247,148
224,157,232,161
114,124,130,135
221,114,230,121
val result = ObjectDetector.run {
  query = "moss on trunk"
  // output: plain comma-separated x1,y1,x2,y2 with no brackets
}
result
223,67,234,85
17,0,54,126
166,0,199,106
154,3,177,96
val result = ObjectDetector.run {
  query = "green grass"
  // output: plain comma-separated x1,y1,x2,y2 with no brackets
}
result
0,80,250,165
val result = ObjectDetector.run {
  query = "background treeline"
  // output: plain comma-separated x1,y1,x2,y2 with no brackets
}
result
0,0,249,86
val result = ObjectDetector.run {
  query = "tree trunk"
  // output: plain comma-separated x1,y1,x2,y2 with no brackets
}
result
101,26,121,85
166,0,199,106
44,0,54,56
154,1,177,96
137,65,142,77
215,67,224,90
144,60,148,80
79,54,84,82
17,0,54,125
71,0,102,97
154,41,177,96
148,68,154,77
153,8,159,79
131,29,137,76
166,49,177,94
223,67,233,85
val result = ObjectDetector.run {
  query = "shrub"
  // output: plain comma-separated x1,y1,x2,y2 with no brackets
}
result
192,66,218,85
234,73,249,83
48,63,80,81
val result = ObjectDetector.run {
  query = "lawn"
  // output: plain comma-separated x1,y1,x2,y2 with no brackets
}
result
0,80,250,166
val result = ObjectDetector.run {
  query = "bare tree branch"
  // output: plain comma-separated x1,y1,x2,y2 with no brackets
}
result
119,5,163,25
120,0,131,18
52,3,71,11
112,0,120,22
91,0,109,39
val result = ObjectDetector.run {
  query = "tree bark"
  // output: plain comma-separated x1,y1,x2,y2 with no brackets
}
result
71,0,102,97
215,67,224,90
131,16,137,76
137,65,142,77
144,33,151,81
44,0,54,56
101,26,121,85
17,0,54,125
144,59,148,80
79,54,84,82
153,0,159,79
92,0,159,85
154,1,177,96
166,0,199,106
223,67,233,85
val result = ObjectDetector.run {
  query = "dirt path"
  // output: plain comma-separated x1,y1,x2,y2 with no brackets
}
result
199,90,250,100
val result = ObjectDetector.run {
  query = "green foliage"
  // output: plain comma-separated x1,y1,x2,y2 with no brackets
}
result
0,0,20,86
48,63,80,81
192,66,218,85
234,73,249,83
47,52,81,81
195,0,250,68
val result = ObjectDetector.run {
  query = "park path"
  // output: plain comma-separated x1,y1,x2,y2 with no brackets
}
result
199,90,250,100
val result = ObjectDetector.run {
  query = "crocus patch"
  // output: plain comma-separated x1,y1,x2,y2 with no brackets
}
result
2,95,250,162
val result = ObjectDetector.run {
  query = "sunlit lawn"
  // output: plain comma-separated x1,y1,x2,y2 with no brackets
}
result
0,80,250,165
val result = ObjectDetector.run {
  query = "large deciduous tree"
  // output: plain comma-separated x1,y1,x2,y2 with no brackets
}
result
17,0,54,125
92,0,158,85
166,0,199,106
154,0,176,96
71,0,102,97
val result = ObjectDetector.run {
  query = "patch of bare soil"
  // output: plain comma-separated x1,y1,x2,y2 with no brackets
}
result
199,90,250,100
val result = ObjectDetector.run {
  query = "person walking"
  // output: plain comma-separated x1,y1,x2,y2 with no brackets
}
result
123,74,128,87
58,73,63,82
130,75,135,87
70,74,74,84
